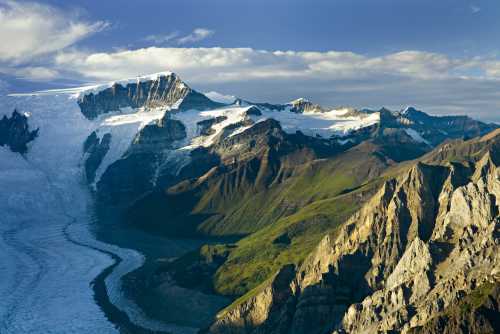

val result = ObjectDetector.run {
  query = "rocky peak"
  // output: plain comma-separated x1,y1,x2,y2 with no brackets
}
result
289,98,324,113
400,106,429,120
77,72,222,119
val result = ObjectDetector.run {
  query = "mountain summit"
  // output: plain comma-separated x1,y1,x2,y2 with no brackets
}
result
78,72,223,119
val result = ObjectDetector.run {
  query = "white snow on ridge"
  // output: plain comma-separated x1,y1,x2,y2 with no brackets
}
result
78,71,174,98
172,106,249,149
257,107,380,138
204,91,236,104
92,107,169,186
403,128,430,144
171,104,380,152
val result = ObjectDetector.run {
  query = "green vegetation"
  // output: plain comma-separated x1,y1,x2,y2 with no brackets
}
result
212,191,365,296
458,281,497,315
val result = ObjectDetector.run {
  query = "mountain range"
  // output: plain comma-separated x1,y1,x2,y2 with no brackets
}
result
2,71,499,334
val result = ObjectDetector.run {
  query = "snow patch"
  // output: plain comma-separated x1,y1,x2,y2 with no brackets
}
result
92,107,168,186
404,128,430,144
204,91,236,104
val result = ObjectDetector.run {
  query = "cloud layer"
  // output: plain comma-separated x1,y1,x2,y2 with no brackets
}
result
0,0,107,64
51,48,475,81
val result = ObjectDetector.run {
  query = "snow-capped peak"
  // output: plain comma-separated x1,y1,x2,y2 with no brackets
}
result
401,106,418,115
76,71,177,99
289,97,310,105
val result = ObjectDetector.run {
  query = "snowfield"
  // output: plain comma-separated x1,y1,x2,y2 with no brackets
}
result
0,92,197,334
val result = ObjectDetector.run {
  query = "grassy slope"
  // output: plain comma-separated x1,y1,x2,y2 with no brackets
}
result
213,181,381,297
162,142,389,298
195,141,388,236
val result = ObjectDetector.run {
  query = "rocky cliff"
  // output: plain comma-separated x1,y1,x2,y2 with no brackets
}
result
78,72,223,119
0,110,38,154
208,131,500,334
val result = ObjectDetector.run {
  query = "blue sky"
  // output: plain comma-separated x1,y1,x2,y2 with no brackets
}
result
1,0,500,122
40,0,499,56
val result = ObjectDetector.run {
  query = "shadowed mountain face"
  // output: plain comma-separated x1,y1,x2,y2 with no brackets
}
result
0,110,38,154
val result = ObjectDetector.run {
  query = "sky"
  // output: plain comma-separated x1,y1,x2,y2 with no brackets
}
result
1,0,500,122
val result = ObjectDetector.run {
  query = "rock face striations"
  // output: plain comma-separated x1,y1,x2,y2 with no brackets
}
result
78,72,223,119
208,131,500,334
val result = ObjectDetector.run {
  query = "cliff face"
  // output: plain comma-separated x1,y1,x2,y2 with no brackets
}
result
208,132,500,334
0,110,38,154
78,73,222,119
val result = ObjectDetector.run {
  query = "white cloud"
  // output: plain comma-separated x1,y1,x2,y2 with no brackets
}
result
177,28,214,44
53,47,488,83
0,0,108,63
470,5,481,13
12,66,59,80
144,32,179,44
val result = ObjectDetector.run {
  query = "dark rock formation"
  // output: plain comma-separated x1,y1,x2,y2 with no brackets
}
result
78,73,223,119
244,106,262,116
95,118,187,207
133,117,187,150
83,131,111,183
289,98,324,113
197,116,228,136
0,110,38,154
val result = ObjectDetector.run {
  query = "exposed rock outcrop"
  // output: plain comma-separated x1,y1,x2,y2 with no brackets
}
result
0,110,38,154
95,117,187,206
197,116,228,136
83,131,111,183
78,73,222,119
289,98,324,113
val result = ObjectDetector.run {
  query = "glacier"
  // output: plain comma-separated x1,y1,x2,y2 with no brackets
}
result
0,91,197,333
